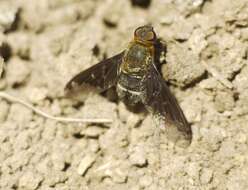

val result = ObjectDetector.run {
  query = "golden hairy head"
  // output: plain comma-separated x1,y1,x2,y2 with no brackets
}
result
134,25,157,44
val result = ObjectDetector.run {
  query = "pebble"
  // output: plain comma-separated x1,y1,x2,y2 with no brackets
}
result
0,2,18,31
81,126,104,138
103,2,122,27
139,175,153,188
6,57,30,87
199,78,226,90
18,171,43,190
77,154,96,176
214,90,235,112
111,168,128,183
200,168,213,184
192,0,205,7
44,170,67,187
87,139,100,153
96,159,128,184
51,153,66,171
25,87,48,104
6,32,31,58
129,145,147,167
181,94,202,123
14,133,31,150
0,100,9,122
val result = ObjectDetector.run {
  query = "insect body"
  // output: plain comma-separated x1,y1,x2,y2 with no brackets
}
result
117,42,151,104
65,25,192,144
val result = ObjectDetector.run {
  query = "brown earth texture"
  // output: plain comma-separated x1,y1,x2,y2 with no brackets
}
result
1,0,248,189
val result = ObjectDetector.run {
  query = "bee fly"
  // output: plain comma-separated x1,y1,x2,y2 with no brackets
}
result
65,25,192,144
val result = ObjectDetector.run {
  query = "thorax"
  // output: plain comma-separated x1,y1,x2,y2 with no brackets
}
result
120,41,154,77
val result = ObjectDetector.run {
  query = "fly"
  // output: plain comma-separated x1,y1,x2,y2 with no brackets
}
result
65,25,192,145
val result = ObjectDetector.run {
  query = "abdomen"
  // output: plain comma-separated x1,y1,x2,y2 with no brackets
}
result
117,72,143,105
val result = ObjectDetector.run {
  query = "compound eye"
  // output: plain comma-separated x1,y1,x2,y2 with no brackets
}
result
134,26,156,42
145,31,155,41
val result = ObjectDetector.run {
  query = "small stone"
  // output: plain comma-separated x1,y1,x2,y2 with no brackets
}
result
0,100,9,122
99,124,129,150
181,94,203,123
199,78,226,90
188,29,208,55
96,159,129,184
51,153,66,171
6,57,30,87
241,28,248,41
81,126,103,138
171,19,194,40
87,139,100,153
208,38,246,80
214,90,235,113
129,145,147,167
103,2,122,27
233,66,248,93
200,168,213,184
18,171,43,190
25,87,48,103
130,185,140,190
50,100,62,115
14,133,31,150
0,78,6,90
77,154,96,176
111,168,128,183
44,170,67,187
139,175,153,187
0,2,18,31
6,32,31,59
192,0,204,7
235,133,247,144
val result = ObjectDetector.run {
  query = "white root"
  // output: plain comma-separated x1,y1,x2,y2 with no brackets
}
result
0,91,112,124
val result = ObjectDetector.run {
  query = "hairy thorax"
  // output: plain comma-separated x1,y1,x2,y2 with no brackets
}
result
121,42,153,76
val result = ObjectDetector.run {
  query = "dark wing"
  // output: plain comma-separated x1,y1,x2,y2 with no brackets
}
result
143,63,192,145
65,52,124,93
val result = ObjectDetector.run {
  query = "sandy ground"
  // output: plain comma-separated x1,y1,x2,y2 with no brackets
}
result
0,0,248,189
